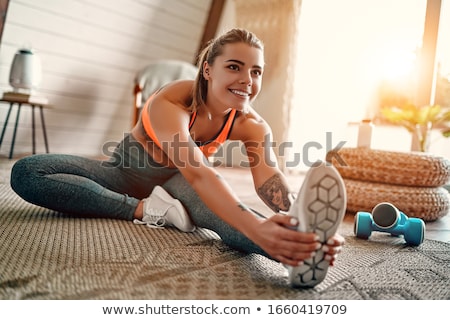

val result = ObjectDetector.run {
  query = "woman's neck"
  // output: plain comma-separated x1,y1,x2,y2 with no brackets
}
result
201,104,232,121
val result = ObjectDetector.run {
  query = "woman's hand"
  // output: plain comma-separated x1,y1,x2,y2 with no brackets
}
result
250,214,345,267
250,214,321,266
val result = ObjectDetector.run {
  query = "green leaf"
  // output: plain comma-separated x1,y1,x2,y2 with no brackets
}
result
442,128,450,138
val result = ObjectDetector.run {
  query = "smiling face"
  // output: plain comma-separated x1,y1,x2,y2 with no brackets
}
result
202,42,264,114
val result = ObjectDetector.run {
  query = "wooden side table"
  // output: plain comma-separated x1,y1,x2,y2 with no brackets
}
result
0,95,50,159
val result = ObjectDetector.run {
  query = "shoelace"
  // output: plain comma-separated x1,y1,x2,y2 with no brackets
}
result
133,209,167,229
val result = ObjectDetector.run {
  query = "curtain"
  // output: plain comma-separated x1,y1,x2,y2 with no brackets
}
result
234,0,302,169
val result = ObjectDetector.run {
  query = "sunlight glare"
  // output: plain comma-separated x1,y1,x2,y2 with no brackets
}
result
380,47,417,80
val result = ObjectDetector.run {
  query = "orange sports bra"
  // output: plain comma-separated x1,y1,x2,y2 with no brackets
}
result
141,95,237,158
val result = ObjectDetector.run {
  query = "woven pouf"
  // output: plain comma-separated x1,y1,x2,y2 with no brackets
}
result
326,147,450,221
327,147,450,187
344,179,450,221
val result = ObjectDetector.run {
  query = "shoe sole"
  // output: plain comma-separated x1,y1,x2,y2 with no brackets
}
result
287,160,346,288
153,186,196,232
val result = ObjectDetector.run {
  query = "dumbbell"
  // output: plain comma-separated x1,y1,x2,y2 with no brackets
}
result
354,202,425,246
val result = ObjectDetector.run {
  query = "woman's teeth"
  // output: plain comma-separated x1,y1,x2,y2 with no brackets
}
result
230,89,249,97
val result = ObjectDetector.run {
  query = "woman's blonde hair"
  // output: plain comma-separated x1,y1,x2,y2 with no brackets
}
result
190,28,264,113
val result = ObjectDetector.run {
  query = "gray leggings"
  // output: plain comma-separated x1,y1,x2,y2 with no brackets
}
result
10,134,268,257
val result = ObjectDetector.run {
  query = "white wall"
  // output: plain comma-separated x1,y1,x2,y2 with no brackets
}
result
0,0,211,157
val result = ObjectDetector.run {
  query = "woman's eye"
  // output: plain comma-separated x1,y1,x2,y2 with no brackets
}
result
228,65,239,71
252,69,262,76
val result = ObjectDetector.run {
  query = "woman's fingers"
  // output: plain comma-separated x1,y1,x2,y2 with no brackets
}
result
327,233,345,246
260,215,345,267
322,234,345,266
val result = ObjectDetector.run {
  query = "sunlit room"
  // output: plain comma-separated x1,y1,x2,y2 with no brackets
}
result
0,0,449,305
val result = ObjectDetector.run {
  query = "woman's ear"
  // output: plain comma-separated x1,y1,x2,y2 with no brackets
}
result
202,61,210,80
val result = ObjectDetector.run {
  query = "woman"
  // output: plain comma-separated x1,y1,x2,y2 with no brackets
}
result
11,28,344,287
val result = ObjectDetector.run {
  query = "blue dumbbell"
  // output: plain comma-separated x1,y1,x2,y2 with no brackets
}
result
354,202,425,246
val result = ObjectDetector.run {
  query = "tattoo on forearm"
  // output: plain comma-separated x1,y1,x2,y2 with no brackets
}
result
257,173,291,212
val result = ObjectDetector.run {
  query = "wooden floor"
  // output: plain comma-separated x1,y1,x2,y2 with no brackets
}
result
1,157,449,243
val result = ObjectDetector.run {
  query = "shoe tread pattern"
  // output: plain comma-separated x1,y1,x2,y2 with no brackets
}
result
290,169,345,288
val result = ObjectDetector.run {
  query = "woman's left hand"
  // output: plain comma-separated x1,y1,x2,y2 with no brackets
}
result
321,233,345,266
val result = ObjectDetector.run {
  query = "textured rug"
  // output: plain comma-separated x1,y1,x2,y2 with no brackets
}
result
0,183,449,300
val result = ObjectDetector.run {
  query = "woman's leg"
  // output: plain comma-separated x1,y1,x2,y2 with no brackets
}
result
163,172,270,258
10,134,178,220
10,153,140,220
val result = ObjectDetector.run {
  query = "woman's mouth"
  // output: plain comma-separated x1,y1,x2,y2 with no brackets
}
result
229,89,251,98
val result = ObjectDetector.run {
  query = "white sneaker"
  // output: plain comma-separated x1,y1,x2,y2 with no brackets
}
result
287,160,346,288
133,186,196,232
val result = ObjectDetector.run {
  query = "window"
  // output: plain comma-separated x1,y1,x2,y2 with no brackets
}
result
288,0,448,167
435,0,450,107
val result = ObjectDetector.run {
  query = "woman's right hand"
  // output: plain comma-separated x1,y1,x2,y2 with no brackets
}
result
250,214,321,266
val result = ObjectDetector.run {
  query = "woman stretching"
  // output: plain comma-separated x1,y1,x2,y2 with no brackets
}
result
11,28,345,287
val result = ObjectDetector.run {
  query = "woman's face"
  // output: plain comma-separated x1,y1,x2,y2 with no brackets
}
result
203,42,264,113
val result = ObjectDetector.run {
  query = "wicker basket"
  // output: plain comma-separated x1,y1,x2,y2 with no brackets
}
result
327,148,450,187
344,178,450,221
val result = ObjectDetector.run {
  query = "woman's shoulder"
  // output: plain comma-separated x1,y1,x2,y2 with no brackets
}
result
150,80,194,111
157,80,194,101
240,107,270,128
232,107,272,141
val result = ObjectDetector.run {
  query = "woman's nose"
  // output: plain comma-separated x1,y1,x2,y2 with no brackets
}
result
239,72,252,85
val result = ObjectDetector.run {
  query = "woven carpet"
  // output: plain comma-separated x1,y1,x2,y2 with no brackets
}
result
1,183,449,300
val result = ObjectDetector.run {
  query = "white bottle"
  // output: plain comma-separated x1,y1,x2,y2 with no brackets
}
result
357,119,373,148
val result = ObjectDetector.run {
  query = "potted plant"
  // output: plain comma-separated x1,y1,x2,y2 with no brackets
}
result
380,103,450,152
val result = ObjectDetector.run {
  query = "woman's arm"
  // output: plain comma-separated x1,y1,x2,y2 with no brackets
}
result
237,114,291,213
148,92,320,266
237,114,345,264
